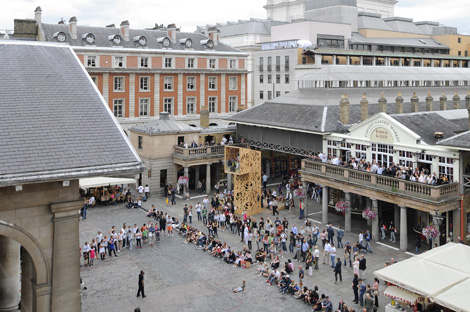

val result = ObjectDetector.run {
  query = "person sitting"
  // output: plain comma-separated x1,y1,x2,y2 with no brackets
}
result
270,255,280,269
266,268,280,285
233,280,245,293
257,263,269,276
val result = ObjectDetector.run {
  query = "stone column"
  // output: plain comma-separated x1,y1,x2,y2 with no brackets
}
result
50,200,82,312
227,173,232,191
366,198,372,226
394,205,400,230
322,186,328,224
371,199,379,241
184,166,189,178
0,237,20,311
345,192,352,232
206,164,211,194
432,215,440,247
21,249,34,312
195,166,200,186
400,205,408,251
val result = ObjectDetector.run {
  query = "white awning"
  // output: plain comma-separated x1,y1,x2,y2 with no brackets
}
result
433,278,470,312
383,286,419,305
79,177,136,189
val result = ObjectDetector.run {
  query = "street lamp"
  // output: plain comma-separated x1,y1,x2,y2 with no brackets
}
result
434,210,444,226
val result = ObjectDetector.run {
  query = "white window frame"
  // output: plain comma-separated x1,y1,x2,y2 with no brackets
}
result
139,57,150,68
187,58,196,68
164,76,174,91
228,96,237,112
86,55,97,67
113,99,124,118
114,56,125,68
139,76,150,91
229,59,237,69
163,98,173,114
164,57,173,68
209,58,217,69
208,96,217,113
208,77,217,90
139,98,150,117
186,97,196,115
229,76,237,90
114,76,124,92
187,76,196,91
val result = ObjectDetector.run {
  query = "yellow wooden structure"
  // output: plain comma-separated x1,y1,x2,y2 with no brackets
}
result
224,146,262,216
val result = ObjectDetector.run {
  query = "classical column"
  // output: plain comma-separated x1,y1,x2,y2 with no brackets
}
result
227,173,232,191
432,215,440,247
400,205,408,251
394,205,400,230
0,237,20,311
184,166,189,179
206,164,211,194
345,192,352,232
50,200,82,311
195,166,200,186
322,186,329,224
366,198,372,226
371,199,379,241
21,249,34,312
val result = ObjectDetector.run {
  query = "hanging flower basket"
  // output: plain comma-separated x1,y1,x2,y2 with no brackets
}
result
335,201,348,213
178,176,189,185
294,188,305,200
422,225,439,239
361,208,377,220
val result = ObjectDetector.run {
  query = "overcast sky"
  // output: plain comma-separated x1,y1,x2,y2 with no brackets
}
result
1,0,469,34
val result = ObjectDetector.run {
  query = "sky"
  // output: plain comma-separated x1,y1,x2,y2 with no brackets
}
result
1,0,469,34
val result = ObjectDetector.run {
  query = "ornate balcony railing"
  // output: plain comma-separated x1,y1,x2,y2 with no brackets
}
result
174,144,248,160
302,159,460,202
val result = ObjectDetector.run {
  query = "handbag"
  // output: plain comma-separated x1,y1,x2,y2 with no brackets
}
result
166,198,169,204
373,290,379,296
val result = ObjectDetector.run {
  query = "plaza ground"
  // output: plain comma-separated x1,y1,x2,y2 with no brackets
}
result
79,190,412,312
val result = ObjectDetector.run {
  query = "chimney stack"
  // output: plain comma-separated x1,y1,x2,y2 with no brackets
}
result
425,91,433,111
360,93,369,121
69,16,77,39
34,6,42,24
439,92,447,111
453,91,461,109
120,20,130,41
410,92,419,113
200,105,209,128
207,26,220,46
466,91,470,129
167,24,177,43
396,92,404,114
159,111,170,120
340,93,350,125
378,92,387,113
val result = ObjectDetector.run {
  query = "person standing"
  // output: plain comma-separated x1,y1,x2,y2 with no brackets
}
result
299,203,304,219
137,270,146,298
327,224,335,245
334,258,342,284
337,226,344,248
364,230,372,253
196,202,202,221
144,184,150,199
389,221,396,243
330,243,336,268
359,279,366,307
352,274,359,304
359,255,367,279
183,204,188,223
364,293,374,311
373,277,380,308
263,173,268,189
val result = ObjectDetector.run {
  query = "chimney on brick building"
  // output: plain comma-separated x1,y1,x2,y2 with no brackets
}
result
200,105,209,128
69,16,77,39
410,92,419,113
425,91,433,111
340,93,350,125
360,93,369,121
439,92,447,111
167,24,177,43
34,6,42,23
378,92,387,113
159,111,170,120
466,91,470,129
207,26,219,46
396,92,404,114
120,20,130,41
453,91,461,109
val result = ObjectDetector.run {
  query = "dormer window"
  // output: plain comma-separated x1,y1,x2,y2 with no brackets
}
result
200,39,214,49
179,38,192,48
82,33,95,44
53,31,67,42
157,36,170,47
108,34,122,45
134,35,147,46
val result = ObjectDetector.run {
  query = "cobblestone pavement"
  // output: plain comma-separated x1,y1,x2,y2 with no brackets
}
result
79,192,411,312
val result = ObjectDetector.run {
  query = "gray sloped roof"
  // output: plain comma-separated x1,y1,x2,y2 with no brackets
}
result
436,130,470,149
131,117,200,135
349,32,447,49
226,87,470,140
41,23,242,54
0,41,143,186
358,13,393,31
383,17,424,35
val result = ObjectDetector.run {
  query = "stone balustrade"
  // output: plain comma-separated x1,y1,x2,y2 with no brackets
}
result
302,159,460,202
174,144,248,160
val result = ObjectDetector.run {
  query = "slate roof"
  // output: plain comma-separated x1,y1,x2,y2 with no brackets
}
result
349,33,447,49
437,130,470,149
198,19,285,38
225,87,470,140
40,23,243,54
0,41,144,187
358,13,393,31
383,17,424,35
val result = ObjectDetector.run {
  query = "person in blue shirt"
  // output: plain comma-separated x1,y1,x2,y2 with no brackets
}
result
364,230,373,253
322,296,333,312
336,226,344,248
359,279,367,307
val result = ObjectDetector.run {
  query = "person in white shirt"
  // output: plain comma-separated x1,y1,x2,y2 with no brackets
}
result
203,196,209,210
138,185,144,194
329,244,336,268
144,185,150,198
89,196,95,205
323,242,331,265
96,231,103,249
195,203,202,221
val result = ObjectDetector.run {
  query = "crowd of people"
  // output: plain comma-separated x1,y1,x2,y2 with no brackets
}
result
309,153,451,184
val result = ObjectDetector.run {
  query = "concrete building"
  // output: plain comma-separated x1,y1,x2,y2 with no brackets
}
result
14,7,248,133
129,112,237,196
227,65,470,248
0,41,143,311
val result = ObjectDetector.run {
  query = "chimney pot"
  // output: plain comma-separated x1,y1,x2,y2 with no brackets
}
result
410,92,419,113
200,106,210,128
425,91,433,111
159,111,170,120
453,91,461,109
120,20,129,41
378,92,387,113
340,93,350,125
360,93,369,121
396,92,404,114
69,16,77,40
440,92,447,111
167,23,177,43
207,26,220,46
34,6,42,23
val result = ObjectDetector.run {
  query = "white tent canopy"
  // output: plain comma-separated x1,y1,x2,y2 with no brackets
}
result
383,286,419,305
374,243,470,311
79,177,136,189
